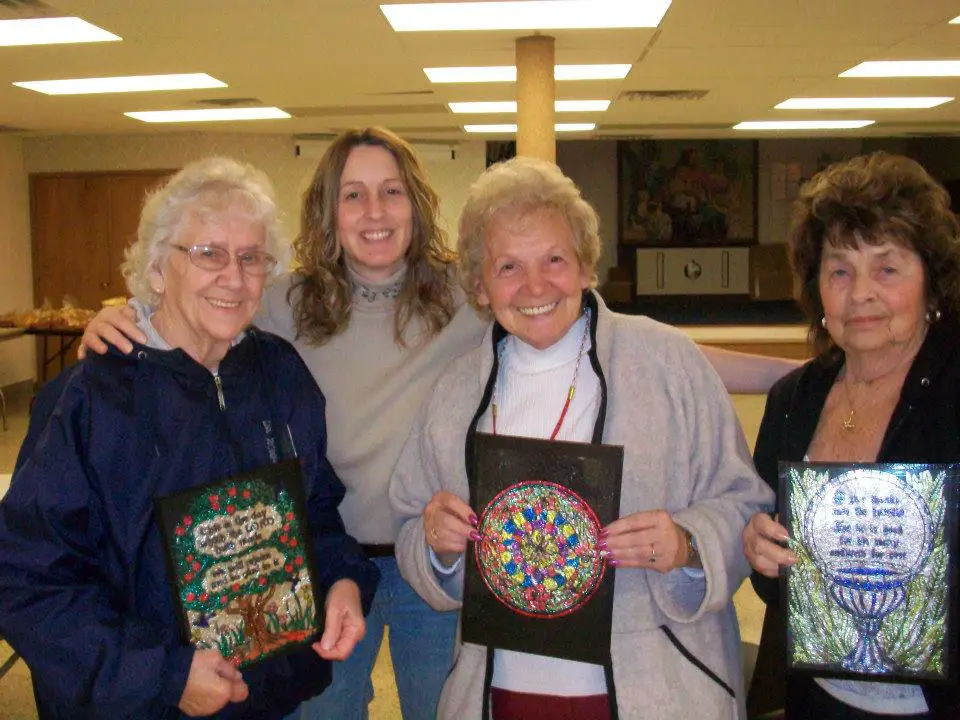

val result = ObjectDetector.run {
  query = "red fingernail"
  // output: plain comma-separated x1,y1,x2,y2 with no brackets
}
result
597,540,608,551
598,529,609,538
469,514,479,527
609,558,619,567
469,530,482,542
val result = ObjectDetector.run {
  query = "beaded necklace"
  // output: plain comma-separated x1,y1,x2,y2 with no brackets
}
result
490,309,590,440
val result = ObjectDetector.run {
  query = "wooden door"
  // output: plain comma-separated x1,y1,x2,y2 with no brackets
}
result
29,170,174,381
105,173,171,299
31,174,111,310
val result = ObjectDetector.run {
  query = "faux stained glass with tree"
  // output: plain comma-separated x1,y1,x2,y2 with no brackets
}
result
155,459,320,667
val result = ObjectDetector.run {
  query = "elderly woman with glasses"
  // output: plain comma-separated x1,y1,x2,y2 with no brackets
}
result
0,157,379,719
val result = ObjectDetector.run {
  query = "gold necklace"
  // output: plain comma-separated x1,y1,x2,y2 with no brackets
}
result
841,373,857,432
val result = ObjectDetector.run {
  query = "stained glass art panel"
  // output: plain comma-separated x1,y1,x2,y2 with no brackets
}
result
475,480,606,618
156,459,320,668
779,462,958,684
463,433,623,665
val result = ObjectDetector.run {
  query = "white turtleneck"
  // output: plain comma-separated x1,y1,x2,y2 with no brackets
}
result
477,313,608,698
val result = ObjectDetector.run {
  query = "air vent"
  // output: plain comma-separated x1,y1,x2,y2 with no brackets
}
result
619,90,709,102
0,0,57,19
194,97,263,107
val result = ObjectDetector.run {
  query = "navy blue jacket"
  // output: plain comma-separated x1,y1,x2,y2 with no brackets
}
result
0,329,379,719
750,318,960,718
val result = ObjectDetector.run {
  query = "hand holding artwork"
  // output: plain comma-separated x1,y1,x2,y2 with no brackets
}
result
600,509,692,574
743,511,797,578
423,490,478,554
178,649,249,717
314,579,366,661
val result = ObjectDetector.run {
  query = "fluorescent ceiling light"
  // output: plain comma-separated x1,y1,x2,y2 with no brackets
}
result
426,67,516,83
463,122,596,133
14,73,227,96
464,124,518,133
840,61,960,78
448,100,610,113
381,1,671,31
556,64,631,80
450,101,517,113
950,15,960,24
425,64,630,83
776,96,953,110
125,108,291,123
556,100,611,111
733,120,875,131
0,17,120,46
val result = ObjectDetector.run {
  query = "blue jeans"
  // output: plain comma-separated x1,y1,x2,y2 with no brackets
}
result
296,556,458,720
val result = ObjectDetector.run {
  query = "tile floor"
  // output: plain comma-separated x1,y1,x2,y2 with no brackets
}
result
0,387,769,720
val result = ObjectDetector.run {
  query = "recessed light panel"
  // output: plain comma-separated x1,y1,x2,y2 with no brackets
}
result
840,61,960,78
464,122,596,133
381,1,671,31
426,64,630,83
449,100,610,113
734,120,875,130
14,74,227,96
0,17,120,46
125,108,291,123
776,97,952,110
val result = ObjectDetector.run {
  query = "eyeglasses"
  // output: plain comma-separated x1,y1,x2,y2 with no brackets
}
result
171,244,277,276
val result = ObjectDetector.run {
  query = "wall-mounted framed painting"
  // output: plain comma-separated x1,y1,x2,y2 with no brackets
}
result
618,139,758,247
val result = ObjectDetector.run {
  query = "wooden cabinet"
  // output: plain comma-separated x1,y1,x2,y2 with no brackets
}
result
635,247,750,295
29,170,173,378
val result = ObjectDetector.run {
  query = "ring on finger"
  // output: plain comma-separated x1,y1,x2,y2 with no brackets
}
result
649,545,657,564
430,526,440,541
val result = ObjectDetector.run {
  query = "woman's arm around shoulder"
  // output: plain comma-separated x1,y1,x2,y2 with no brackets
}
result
698,344,802,395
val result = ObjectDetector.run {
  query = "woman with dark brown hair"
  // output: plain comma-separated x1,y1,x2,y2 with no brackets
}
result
744,151,960,719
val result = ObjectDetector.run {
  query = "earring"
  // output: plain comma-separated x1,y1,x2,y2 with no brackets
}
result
821,316,827,329
926,308,942,324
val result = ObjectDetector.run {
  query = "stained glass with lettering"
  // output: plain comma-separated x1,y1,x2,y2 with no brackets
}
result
156,459,319,668
780,462,958,683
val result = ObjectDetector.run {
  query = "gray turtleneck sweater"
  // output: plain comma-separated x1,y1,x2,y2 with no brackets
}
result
256,268,487,544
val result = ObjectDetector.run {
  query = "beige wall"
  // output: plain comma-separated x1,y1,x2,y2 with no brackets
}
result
0,136,34,387
22,133,487,256
1,132,487,384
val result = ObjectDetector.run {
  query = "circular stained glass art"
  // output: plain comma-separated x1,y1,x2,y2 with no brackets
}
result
474,480,606,619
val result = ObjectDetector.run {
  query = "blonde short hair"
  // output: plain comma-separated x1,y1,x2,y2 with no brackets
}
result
122,156,285,305
457,156,601,309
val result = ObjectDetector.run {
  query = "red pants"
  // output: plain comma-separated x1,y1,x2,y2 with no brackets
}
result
490,688,611,720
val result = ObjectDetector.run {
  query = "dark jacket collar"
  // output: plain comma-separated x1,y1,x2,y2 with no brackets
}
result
105,327,265,382
779,316,960,460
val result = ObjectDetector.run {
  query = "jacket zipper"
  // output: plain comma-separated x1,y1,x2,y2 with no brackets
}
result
213,373,226,410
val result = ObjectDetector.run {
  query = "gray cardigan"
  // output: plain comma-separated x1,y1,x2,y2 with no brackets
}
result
389,292,775,719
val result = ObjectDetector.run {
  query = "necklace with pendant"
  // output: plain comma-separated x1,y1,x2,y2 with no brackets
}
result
841,369,858,432
491,309,590,440
841,376,856,432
